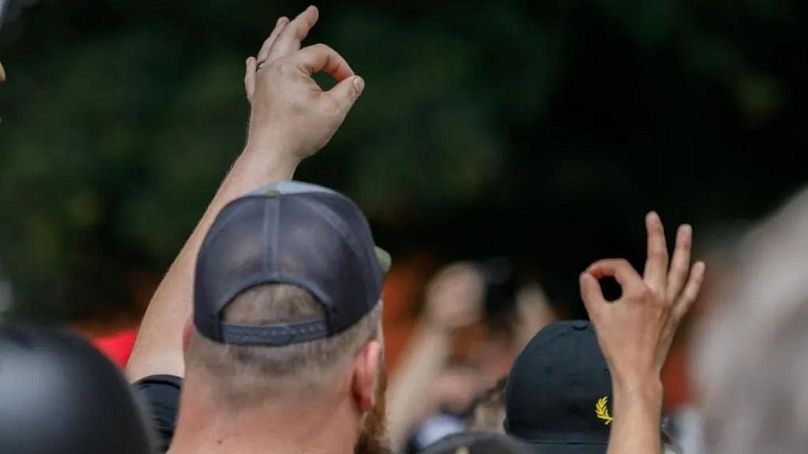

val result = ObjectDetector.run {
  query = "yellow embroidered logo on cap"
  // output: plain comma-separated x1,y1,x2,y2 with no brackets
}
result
595,396,613,425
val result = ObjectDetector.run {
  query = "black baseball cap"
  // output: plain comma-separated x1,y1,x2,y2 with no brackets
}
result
194,181,389,346
505,321,612,453
0,324,155,453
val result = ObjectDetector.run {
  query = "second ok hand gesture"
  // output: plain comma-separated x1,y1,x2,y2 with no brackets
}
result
579,212,706,386
578,212,705,454
243,6,365,164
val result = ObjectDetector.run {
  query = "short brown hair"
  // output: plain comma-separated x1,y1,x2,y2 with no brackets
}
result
186,284,381,409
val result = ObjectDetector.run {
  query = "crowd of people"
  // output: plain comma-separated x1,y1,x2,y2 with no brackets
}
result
1,6,806,454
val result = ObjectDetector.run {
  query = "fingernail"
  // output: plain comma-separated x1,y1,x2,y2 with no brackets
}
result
278,16,288,25
353,76,365,94
680,224,692,236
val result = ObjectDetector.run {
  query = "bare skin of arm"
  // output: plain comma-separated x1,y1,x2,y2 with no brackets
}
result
127,6,366,380
580,212,706,454
387,263,484,451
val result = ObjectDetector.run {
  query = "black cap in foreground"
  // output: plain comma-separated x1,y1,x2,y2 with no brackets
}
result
194,181,388,346
0,324,155,454
505,320,612,453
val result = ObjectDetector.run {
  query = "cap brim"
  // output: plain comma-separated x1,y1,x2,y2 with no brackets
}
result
523,442,607,454
374,246,392,273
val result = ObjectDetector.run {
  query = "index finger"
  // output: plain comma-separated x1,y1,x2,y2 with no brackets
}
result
293,44,354,81
268,5,319,60
579,272,607,320
586,258,645,291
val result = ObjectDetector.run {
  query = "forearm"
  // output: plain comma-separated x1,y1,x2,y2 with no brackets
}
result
607,377,664,454
126,142,298,380
387,321,453,451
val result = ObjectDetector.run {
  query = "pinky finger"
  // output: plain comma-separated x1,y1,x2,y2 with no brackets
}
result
673,261,706,320
244,57,257,102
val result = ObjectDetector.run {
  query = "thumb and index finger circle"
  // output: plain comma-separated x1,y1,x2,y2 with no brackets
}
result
580,259,645,317
292,44,365,112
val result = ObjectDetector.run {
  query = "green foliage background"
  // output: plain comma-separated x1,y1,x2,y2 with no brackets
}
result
0,0,806,320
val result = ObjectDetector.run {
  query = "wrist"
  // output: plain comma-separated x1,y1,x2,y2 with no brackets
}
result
232,143,299,185
612,375,663,407
243,134,300,172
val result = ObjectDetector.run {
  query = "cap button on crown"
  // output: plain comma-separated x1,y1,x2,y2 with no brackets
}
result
571,321,588,330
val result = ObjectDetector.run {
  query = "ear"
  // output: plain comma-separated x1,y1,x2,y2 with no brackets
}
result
181,317,194,354
351,340,382,413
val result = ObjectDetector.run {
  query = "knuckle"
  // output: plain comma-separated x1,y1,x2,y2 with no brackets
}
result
276,59,298,74
636,286,653,301
310,43,332,53
320,96,344,116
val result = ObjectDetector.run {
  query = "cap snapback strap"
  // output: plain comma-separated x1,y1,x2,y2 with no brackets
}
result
219,318,329,346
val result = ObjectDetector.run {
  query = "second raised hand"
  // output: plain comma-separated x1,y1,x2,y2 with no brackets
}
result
579,212,705,383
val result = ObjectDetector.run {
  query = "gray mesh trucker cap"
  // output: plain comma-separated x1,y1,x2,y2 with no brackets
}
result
194,181,389,346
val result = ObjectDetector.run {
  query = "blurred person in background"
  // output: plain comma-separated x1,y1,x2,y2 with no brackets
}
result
125,6,385,454
695,186,808,454
0,323,154,453
419,432,532,454
387,261,555,451
466,376,509,433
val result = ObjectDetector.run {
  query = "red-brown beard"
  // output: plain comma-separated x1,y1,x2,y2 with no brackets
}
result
354,367,392,454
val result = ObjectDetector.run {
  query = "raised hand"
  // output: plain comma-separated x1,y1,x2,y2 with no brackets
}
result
242,6,365,161
579,212,705,384
424,262,485,331
127,7,363,382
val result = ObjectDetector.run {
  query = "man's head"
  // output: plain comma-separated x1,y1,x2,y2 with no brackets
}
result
186,284,383,407
504,320,612,453
183,181,389,451
0,324,155,453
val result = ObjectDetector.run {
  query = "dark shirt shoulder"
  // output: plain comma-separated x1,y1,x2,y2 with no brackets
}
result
133,374,183,453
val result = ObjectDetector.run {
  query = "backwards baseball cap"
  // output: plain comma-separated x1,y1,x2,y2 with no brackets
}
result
505,320,612,453
194,181,389,346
